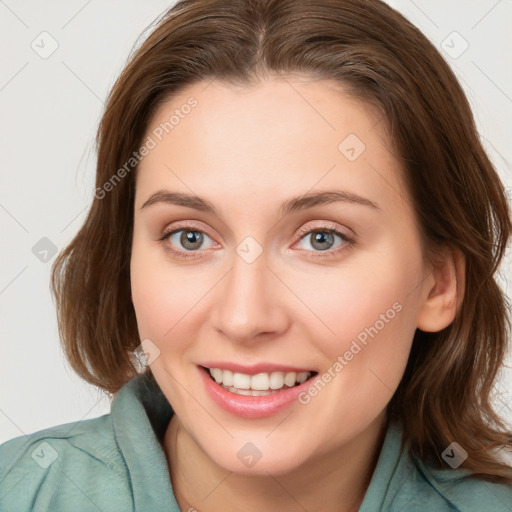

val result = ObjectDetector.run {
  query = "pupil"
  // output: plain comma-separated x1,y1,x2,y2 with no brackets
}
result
312,231,333,251
181,230,202,250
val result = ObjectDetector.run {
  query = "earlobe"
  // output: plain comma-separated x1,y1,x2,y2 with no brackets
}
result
416,246,465,333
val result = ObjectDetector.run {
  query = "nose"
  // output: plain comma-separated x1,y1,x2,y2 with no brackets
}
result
211,246,289,345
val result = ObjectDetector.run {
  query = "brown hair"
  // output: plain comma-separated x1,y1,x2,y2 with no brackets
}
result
50,0,512,482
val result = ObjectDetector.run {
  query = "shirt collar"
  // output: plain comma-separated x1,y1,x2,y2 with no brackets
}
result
111,372,181,511
357,419,411,511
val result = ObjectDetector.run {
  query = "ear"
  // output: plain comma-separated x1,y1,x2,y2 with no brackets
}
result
416,245,465,332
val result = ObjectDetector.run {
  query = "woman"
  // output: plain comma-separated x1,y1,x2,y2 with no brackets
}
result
1,0,511,510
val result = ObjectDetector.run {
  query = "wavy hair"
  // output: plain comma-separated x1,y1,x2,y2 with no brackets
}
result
50,0,512,482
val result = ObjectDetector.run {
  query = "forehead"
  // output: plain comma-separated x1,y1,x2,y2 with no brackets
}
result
147,75,389,152
135,76,407,218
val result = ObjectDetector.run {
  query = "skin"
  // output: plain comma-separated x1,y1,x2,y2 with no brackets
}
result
130,75,464,512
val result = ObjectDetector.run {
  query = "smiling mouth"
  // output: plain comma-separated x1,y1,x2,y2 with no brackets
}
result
200,365,319,396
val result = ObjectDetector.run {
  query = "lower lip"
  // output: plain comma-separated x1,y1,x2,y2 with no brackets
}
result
198,366,318,419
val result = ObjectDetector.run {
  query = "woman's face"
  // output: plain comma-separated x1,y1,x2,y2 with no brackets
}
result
130,76,434,475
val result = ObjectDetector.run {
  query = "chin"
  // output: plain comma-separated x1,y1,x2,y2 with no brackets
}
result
205,438,310,477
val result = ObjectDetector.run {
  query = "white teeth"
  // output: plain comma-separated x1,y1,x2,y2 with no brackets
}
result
211,368,223,384
251,373,270,390
284,372,297,387
269,371,285,390
232,372,251,389
222,369,234,386
208,368,312,391
223,386,280,396
297,372,309,384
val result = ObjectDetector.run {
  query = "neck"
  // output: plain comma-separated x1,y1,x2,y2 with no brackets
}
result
163,412,388,512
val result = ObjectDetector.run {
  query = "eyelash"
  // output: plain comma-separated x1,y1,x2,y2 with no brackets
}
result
158,222,356,260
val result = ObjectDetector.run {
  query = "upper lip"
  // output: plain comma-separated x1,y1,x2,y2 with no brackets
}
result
199,362,316,375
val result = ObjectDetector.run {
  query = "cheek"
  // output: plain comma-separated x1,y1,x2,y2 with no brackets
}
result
130,239,174,338
309,265,421,419
296,249,421,379
130,244,216,349
289,256,419,354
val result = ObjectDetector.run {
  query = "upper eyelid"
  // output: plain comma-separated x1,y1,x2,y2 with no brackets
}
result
161,222,214,240
162,221,349,236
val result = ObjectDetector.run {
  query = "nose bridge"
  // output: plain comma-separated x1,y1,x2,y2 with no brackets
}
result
212,243,286,342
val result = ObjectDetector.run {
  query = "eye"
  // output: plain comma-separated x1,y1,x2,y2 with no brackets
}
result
158,222,356,260
159,224,217,259
294,224,355,257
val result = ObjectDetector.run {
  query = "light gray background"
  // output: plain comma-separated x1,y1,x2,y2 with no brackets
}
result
1,0,511,445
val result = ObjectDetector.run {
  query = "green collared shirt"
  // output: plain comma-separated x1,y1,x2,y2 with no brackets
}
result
1,374,511,511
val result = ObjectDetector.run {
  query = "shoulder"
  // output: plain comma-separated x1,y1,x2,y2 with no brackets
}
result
401,449,512,512
0,414,133,512
362,421,512,512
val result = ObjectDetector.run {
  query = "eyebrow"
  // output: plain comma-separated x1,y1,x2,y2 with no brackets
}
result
140,189,382,215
